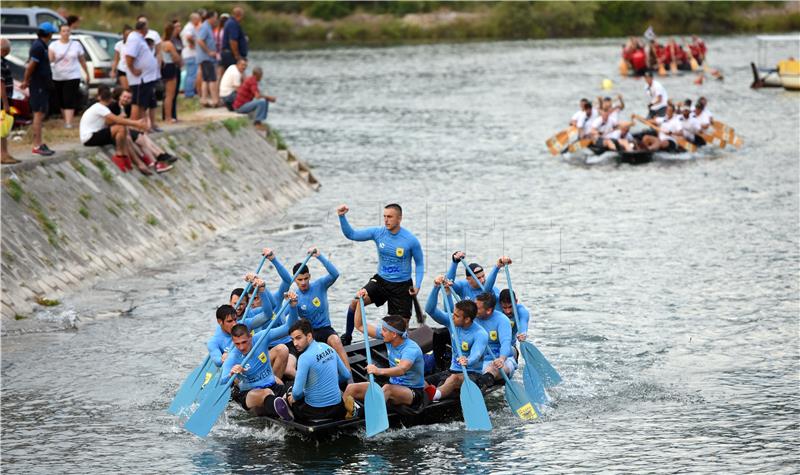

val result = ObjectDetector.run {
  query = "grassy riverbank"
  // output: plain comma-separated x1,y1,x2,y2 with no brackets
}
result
11,1,800,48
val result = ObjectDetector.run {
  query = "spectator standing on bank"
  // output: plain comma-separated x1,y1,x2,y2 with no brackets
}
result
1,38,18,164
214,13,228,101
111,25,132,89
180,12,201,98
196,11,220,108
161,22,182,123
124,21,159,128
219,58,247,109
66,15,80,29
233,67,275,130
221,7,248,71
21,22,58,156
136,15,163,132
49,24,90,129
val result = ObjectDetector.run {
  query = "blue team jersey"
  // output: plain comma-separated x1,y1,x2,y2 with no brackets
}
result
475,310,513,361
292,341,351,407
386,338,425,388
445,261,501,308
219,307,297,390
339,215,424,285
507,303,530,342
283,254,338,329
207,310,270,367
424,284,488,373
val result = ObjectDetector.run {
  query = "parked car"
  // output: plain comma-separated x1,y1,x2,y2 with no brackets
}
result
76,30,121,61
0,7,65,29
3,33,114,97
4,53,89,122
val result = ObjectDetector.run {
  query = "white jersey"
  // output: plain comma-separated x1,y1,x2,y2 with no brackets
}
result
591,114,618,138
79,102,112,144
219,65,243,97
657,115,683,142
49,40,85,81
180,23,196,59
113,40,128,73
681,115,702,141
606,129,633,142
577,109,598,137
645,80,669,110
692,109,713,128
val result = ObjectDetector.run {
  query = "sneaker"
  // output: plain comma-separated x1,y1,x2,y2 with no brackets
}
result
141,155,155,168
150,126,164,133
64,123,73,129
32,144,55,156
123,155,134,171
344,395,356,420
273,396,293,421
340,334,352,346
155,162,173,174
110,155,128,172
156,153,178,164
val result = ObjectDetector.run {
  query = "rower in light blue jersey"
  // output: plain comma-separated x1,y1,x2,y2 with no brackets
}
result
337,203,425,346
474,291,516,388
343,289,426,415
221,293,299,417
273,319,352,423
499,288,531,344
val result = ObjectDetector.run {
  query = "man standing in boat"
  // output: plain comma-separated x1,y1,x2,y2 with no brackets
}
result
337,203,425,346
221,291,299,418
424,277,488,402
273,319,352,422
644,71,669,118
342,289,427,416
279,247,350,371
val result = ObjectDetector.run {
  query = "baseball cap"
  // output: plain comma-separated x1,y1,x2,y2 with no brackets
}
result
466,263,483,277
37,22,58,34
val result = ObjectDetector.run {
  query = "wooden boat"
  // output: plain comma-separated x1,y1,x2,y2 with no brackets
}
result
255,325,502,438
616,150,654,164
779,59,800,91
751,35,800,89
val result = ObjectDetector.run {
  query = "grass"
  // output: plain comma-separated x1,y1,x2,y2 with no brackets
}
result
269,127,288,150
14,314,27,320
190,230,198,240
78,205,89,219
55,170,66,180
4,179,23,202
180,151,192,162
200,179,209,193
70,160,87,176
211,145,234,173
35,297,61,307
145,214,159,226
27,196,58,246
222,117,249,136
177,96,202,116
105,204,119,217
90,158,114,184
204,122,220,132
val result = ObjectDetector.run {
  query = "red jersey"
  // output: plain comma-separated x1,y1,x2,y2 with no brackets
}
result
631,48,647,70
233,75,260,110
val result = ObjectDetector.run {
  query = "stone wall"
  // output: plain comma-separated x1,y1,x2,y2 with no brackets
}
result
0,119,319,320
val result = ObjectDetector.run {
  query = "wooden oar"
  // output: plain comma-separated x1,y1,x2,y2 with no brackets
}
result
566,138,593,153
485,344,539,421
712,121,743,149
657,61,667,77
619,58,629,76
632,114,697,153
441,285,492,431
167,255,269,415
670,43,678,75
504,265,562,389
545,126,578,156
358,296,390,437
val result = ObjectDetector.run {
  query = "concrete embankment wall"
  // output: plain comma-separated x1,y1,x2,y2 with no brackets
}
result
0,119,319,321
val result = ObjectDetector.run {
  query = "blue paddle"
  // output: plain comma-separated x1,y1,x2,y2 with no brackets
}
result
358,296,390,437
440,285,492,431
504,265,562,388
484,344,540,421
167,255,268,415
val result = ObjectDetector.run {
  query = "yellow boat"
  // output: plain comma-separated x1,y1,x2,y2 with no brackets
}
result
778,59,800,91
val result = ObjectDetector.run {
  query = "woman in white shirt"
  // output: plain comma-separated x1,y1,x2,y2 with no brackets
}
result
48,24,89,129
111,25,133,90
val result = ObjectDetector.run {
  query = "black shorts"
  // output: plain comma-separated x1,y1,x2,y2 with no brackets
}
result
363,274,413,317
200,61,216,82
83,128,114,147
232,382,286,411
408,386,425,409
220,50,237,69
312,326,338,344
29,86,49,113
130,81,157,109
53,79,80,110
663,139,679,153
161,63,179,80
117,70,127,77
130,129,140,142
648,106,667,119
292,399,345,423
448,369,481,382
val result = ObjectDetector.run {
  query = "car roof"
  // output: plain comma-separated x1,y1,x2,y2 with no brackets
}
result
1,7,65,15
5,33,112,63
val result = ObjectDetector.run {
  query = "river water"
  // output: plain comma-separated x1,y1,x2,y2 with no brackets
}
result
2,36,799,473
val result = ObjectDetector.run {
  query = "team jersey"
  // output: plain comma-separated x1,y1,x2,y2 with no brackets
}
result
591,114,618,138
219,307,298,390
339,215,424,286
505,303,531,342
657,115,683,142
207,309,270,367
386,338,425,388
605,129,633,142
692,109,713,128
282,254,338,329
580,109,598,137
645,80,669,110
424,285,488,373
474,310,513,362
293,341,351,407
681,115,702,141
445,261,501,304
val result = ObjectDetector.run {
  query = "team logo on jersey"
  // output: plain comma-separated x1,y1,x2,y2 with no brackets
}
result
258,352,267,363
251,329,255,336
510,320,515,327
394,358,401,365
312,297,321,307
461,341,469,351
489,330,498,341
396,247,404,257
379,242,385,248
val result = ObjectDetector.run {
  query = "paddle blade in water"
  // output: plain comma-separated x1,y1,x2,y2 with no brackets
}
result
168,356,213,415
522,362,550,405
196,369,221,405
364,380,389,437
460,377,492,431
520,341,561,387
183,383,233,437
504,380,540,421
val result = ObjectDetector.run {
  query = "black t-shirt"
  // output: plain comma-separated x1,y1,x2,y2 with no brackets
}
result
108,101,132,118
1,58,12,100
29,38,52,89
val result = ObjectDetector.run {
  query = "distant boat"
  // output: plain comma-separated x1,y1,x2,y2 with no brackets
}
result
751,35,800,90
778,58,800,91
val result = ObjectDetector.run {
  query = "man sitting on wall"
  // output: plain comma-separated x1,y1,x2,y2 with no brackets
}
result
233,66,276,130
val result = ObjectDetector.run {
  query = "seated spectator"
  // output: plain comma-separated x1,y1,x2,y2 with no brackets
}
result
110,87,175,174
232,67,276,129
219,58,247,110
79,86,147,173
